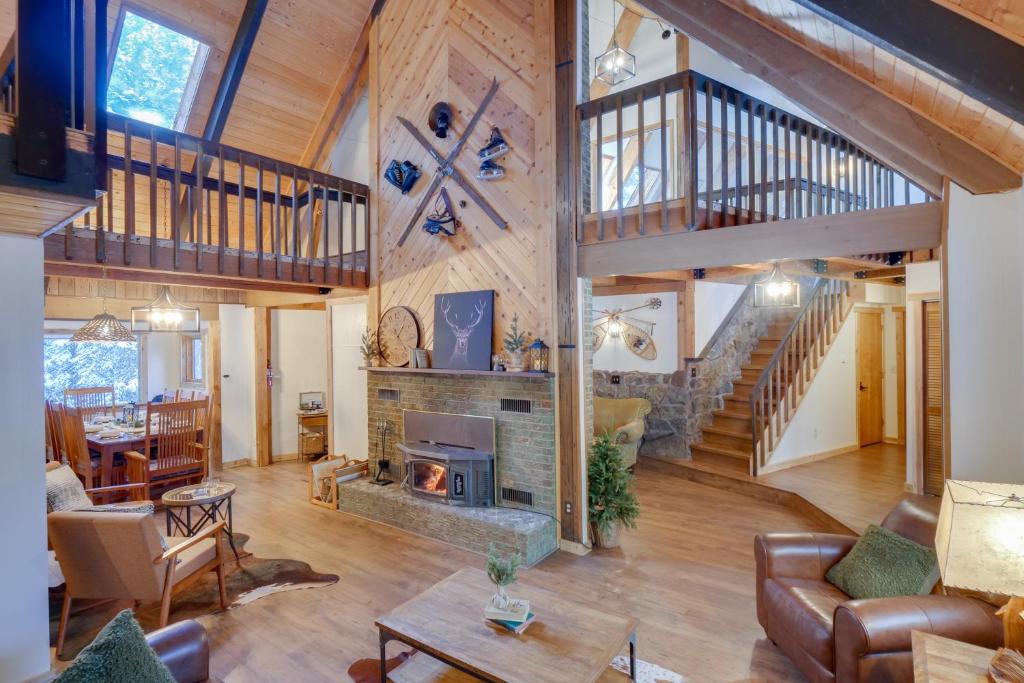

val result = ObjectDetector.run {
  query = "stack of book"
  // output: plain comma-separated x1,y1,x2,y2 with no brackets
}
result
484,598,535,635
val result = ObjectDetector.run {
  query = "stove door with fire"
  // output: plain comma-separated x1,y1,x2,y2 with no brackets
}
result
411,460,448,498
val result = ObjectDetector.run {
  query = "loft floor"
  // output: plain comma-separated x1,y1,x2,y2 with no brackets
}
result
115,461,822,681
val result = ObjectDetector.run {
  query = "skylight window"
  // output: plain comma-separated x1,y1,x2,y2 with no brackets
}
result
108,12,208,131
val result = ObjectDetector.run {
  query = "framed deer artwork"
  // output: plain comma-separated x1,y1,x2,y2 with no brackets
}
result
433,290,494,371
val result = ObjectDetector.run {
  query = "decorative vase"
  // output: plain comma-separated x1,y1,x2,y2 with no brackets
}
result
490,583,512,610
507,350,526,372
593,520,622,549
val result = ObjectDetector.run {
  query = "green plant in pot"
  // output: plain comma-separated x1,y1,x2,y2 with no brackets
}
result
360,327,381,367
486,544,522,610
502,314,531,372
588,433,640,548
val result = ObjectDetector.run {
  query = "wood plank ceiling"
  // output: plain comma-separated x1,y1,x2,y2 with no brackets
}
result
714,0,1024,175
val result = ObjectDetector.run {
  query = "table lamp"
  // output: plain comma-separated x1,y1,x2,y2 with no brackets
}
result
935,480,1024,652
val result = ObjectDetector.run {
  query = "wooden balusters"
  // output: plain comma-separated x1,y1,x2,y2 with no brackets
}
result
123,119,134,266
255,159,264,277
615,95,624,239
719,85,728,228
149,128,157,267
195,142,204,272
172,135,181,269
704,79,713,227
238,156,246,275
659,82,668,232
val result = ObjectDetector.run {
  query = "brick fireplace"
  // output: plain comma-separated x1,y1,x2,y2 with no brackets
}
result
335,368,559,565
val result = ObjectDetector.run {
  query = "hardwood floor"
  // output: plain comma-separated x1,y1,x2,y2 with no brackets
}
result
199,462,820,682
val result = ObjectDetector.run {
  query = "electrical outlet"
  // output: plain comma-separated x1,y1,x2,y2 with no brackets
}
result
564,502,572,514
611,375,621,385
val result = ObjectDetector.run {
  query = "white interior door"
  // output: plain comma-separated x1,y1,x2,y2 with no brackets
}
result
331,301,369,459
219,304,255,465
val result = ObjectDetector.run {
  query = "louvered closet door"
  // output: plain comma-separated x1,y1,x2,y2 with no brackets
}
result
922,301,944,496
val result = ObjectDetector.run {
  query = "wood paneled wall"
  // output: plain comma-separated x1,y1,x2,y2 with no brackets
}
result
369,0,557,350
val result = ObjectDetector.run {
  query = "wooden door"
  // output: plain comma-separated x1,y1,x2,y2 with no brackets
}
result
922,301,944,496
857,309,884,446
894,307,906,444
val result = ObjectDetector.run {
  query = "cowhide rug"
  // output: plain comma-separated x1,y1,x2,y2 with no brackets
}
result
50,533,338,660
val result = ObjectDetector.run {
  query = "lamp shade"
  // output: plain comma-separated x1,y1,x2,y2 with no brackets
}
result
935,480,1024,596
70,313,136,343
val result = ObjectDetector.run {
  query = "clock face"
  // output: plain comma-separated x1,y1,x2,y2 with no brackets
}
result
377,307,420,367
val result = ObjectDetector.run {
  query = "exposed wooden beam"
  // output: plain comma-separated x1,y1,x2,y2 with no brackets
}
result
677,280,694,363
790,0,1024,125
856,265,906,280
204,0,268,141
254,306,272,467
578,202,943,278
637,0,1021,195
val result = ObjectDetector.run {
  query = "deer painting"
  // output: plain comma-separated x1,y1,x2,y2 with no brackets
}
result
434,291,494,370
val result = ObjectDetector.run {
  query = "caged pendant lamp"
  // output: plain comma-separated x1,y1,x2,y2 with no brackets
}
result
131,285,200,333
754,262,800,308
595,0,636,87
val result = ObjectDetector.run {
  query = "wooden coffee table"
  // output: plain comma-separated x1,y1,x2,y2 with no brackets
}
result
375,568,638,682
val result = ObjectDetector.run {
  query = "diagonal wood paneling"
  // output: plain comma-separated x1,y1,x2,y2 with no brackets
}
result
372,0,555,352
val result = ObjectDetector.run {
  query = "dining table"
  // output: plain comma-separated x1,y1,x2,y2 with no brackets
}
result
86,425,204,489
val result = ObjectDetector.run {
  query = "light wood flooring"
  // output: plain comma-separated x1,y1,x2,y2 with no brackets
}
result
200,462,822,682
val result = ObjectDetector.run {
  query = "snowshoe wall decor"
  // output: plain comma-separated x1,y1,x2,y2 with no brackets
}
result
428,102,453,139
384,159,421,195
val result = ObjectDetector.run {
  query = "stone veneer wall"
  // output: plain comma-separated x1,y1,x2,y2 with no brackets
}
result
593,287,767,459
366,371,557,518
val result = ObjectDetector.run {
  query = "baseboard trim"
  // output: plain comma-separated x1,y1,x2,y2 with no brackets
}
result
759,443,859,475
883,437,906,446
559,539,591,556
219,459,251,470
271,452,300,463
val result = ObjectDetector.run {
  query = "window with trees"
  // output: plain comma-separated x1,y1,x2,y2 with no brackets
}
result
44,336,140,404
180,334,204,385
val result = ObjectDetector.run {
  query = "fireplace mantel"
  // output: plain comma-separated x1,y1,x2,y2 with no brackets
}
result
360,366,553,379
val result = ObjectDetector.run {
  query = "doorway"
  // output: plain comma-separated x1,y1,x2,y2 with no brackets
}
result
856,309,884,446
922,300,944,496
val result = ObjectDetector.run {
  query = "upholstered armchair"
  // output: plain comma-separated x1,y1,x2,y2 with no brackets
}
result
593,397,652,468
755,500,1002,683
48,511,228,657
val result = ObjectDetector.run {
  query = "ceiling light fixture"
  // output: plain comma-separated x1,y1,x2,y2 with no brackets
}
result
131,285,200,333
595,0,636,87
71,305,136,343
754,263,800,308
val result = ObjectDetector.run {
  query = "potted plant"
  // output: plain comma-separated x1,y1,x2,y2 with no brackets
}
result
503,314,531,372
360,327,381,367
485,544,522,610
588,434,640,548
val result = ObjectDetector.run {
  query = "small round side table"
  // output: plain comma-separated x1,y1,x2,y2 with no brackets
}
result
162,482,240,563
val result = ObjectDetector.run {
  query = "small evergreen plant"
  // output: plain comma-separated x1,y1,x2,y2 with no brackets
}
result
503,314,531,354
587,434,640,535
486,544,521,588
360,327,381,364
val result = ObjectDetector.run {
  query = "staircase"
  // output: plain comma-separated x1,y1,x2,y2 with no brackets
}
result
691,279,853,476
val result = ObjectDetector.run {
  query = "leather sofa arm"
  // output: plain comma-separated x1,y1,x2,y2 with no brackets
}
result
834,595,1001,681
614,419,645,445
755,532,857,583
146,619,210,683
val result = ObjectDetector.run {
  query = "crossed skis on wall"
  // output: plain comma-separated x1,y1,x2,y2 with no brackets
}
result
394,78,509,247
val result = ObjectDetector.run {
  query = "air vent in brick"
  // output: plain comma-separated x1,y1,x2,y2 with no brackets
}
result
499,398,532,414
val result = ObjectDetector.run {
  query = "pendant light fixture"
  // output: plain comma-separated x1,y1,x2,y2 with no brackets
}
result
595,0,636,87
753,263,800,308
71,304,136,343
131,285,200,333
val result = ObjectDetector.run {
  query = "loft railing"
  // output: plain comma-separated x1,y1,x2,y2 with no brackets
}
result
576,70,937,243
62,113,369,286
748,278,851,475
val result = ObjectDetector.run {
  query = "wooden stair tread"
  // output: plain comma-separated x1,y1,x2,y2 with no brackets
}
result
704,425,751,439
691,442,750,460
715,408,752,420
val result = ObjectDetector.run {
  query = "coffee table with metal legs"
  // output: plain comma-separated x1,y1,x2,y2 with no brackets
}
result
162,482,241,563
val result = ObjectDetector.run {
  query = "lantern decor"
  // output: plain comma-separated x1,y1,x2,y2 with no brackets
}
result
753,263,800,308
529,339,549,373
595,1,636,87
131,285,200,333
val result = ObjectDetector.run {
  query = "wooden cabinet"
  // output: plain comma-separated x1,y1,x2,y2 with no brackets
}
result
297,411,328,461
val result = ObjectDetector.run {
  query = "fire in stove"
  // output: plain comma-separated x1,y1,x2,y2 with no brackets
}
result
413,462,448,496
397,410,496,507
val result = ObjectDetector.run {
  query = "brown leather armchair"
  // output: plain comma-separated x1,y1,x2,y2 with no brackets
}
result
146,620,211,683
755,499,1002,683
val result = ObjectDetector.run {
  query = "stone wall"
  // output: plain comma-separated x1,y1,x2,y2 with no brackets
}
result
366,371,557,518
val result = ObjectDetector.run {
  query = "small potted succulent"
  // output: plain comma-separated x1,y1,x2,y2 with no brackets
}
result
588,434,640,548
360,327,381,367
486,544,522,611
503,314,531,372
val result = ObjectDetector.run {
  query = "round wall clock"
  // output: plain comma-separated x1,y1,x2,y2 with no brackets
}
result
377,306,420,367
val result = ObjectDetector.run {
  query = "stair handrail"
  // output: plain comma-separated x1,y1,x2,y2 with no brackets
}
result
749,278,825,396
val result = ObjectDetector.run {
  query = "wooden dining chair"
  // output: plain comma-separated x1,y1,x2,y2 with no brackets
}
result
45,400,66,463
61,405,127,492
126,399,208,501
64,386,116,421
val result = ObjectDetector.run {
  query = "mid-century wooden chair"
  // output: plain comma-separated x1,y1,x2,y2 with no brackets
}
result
48,510,228,656
64,386,116,421
60,406,124,490
45,400,66,463
125,399,208,500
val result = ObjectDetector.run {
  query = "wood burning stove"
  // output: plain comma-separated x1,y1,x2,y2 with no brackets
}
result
397,410,495,507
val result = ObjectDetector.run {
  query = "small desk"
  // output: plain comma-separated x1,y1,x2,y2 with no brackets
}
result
375,567,637,683
912,631,994,682
297,410,328,461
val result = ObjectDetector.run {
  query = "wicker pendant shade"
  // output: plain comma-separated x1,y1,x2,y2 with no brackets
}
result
70,313,136,343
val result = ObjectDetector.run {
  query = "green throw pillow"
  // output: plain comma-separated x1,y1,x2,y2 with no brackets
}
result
826,524,940,600
55,609,177,683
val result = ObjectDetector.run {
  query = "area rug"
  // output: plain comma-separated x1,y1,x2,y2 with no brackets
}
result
346,651,687,683
51,533,339,660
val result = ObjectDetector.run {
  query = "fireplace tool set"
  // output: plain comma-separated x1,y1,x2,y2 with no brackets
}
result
370,418,394,486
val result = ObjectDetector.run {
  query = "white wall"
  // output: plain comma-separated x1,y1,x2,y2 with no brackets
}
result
142,332,181,401
0,234,48,681
694,281,745,354
593,291,678,373
219,305,255,464
271,310,328,459
330,301,369,459
946,183,1024,484
769,307,858,465
327,95,370,186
